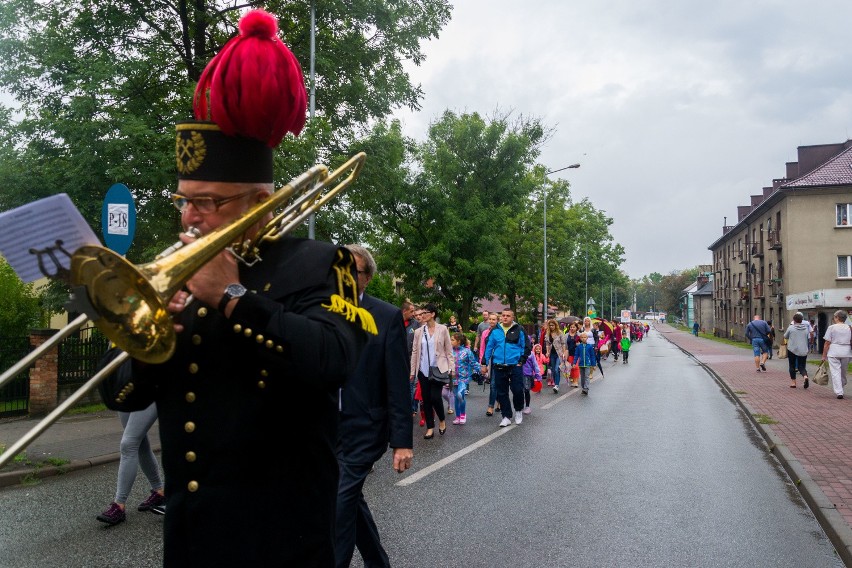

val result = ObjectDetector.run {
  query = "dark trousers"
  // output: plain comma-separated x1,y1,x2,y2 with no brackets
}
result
336,461,390,568
494,365,525,418
788,353,808,379
418,374,445,428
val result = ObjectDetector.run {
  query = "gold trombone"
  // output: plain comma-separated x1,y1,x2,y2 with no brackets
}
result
0,152,366,468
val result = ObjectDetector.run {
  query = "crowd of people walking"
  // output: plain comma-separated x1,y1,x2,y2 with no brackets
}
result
404,307,647,431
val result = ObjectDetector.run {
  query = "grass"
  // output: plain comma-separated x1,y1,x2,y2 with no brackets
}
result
66,402,106,416
753,413,778,425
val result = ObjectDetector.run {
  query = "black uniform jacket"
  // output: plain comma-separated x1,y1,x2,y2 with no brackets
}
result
98,237,369,568
338,294,412,465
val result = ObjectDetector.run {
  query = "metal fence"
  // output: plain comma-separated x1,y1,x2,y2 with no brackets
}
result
58,325,110,388
0,335,30,417
0,326,111,417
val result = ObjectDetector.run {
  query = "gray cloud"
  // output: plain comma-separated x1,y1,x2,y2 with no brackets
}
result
394,0,852,278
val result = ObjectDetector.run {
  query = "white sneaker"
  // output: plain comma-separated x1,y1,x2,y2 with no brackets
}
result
499,417,511,428
522,406,531,415
553,385,559,394
514,411,523,425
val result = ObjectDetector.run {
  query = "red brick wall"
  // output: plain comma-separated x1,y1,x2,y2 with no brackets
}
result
28,330,59,416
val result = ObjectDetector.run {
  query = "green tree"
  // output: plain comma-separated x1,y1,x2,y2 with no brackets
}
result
0,259,43,336
658,268,699,316
350,110,549,326
0,0,451,259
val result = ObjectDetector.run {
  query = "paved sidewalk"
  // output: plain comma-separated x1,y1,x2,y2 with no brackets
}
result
657,323,852,567
0,324,849,565
0,409,159,487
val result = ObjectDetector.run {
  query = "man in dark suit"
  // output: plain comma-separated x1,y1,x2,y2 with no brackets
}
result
336,245,414,568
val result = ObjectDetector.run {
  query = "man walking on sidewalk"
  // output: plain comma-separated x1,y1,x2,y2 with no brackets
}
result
745,314,772,372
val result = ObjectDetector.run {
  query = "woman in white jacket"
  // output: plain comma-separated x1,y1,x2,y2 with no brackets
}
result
783,312,811,388
822,310,852,399
410,303,455,438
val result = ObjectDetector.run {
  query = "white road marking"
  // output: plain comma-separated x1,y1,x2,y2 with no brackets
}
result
397,374,605,486
395,426,514,486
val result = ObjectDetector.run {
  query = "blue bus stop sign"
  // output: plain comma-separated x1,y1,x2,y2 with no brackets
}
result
101,183,136,255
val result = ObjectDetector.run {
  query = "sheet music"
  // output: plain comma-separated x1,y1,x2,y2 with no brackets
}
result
0,193,101,282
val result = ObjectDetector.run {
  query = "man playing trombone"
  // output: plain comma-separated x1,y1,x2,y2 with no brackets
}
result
98,9,371,567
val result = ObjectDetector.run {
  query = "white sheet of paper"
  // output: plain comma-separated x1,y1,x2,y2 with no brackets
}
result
0,193,101,282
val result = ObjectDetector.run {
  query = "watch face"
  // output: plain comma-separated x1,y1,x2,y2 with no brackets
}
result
225,283,247,298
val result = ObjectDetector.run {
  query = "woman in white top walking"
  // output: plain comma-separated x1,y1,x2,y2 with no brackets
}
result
822,309,852,399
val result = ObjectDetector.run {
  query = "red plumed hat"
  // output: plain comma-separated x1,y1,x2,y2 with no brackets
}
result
176,9,307,183
195,9,307,146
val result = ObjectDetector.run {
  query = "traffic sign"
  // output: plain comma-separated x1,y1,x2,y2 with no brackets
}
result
101,183,136,255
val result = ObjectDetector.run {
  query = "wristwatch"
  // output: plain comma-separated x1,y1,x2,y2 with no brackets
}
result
218,283,247,312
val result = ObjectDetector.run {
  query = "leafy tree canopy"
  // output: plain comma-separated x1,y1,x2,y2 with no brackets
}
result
0,259,43,335
0,0,451,259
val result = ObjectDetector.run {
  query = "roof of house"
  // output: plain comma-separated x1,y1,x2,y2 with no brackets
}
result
709,140,852,250
782,144,852,188
695,281,713,296
477,295,510,314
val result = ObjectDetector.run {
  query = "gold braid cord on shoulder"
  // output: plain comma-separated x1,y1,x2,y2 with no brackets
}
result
323,249,378,335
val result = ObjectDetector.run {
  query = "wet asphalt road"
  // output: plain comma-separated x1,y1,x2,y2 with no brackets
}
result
0,329,844,567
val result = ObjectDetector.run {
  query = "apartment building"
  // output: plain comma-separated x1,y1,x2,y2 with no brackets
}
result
708,140,852,347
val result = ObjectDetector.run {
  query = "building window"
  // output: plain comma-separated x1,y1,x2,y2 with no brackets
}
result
838,204,851,226
839,256,852,278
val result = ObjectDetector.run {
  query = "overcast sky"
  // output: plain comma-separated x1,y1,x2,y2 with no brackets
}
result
392,0,852,279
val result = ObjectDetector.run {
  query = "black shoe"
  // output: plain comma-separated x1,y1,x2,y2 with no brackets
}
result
96,503,126,526
838,395,844,400
424,430,434,439
151,504,166,516
581,389,589,395
803,377,809,389
137,490,165,512
760,364,766,371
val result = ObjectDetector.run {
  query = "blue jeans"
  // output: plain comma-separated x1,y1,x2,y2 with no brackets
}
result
455,381,468,416
549,352,561,386
751,338,768,356
493,365,525,418
488,374,498,408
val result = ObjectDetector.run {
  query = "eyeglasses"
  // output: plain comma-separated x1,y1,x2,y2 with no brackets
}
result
171,189,257,214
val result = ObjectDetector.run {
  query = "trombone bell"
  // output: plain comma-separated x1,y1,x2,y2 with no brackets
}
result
71,246,175,364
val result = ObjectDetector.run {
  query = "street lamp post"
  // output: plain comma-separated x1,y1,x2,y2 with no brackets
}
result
307,1,317,239
584,248,588,315
543,163,580,323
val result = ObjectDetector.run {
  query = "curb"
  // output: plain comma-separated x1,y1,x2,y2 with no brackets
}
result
0,452,120,490
661,331,852,568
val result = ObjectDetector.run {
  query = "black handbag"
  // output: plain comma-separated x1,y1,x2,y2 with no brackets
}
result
429,366,451,383
424,330,451,383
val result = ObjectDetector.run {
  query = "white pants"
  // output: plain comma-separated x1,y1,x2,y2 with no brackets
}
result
828,356,850,396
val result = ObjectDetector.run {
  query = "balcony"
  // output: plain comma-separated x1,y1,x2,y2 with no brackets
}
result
753,282,764,299
737,249,748,264
751,242,764,257
768,229,782,250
